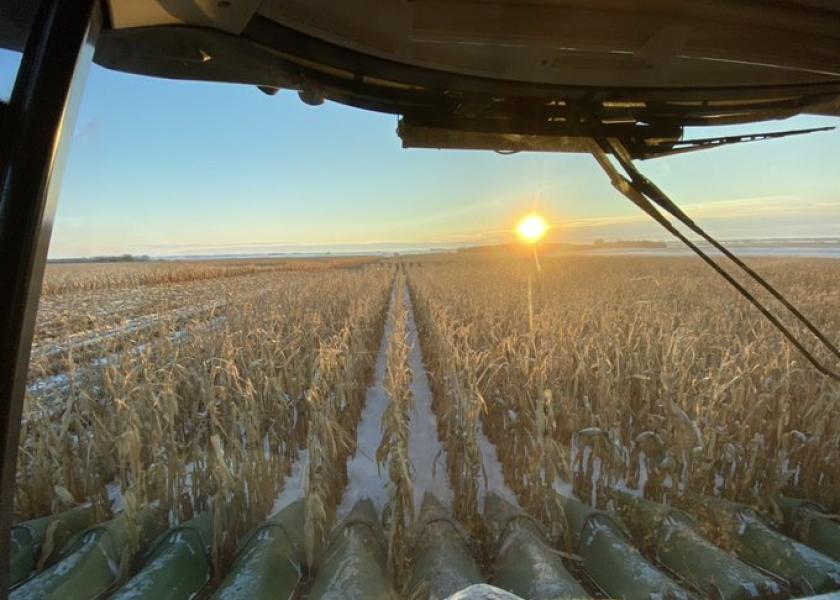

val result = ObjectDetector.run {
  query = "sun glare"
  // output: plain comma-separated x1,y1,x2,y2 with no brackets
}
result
515,213,548,243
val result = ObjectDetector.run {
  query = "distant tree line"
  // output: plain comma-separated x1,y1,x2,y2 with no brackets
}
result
592,239,667,248
457,239,667,253
48,254,153,264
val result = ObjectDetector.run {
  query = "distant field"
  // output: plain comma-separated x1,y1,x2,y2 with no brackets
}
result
41,256,376,295
14,254,840,595
30,257,379,372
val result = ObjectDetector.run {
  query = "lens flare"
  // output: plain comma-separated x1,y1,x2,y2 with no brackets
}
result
515,213,548,243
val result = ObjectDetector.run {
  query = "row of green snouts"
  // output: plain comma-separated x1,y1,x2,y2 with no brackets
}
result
9,492,592,600
180,491,586,600
10,505,166,599
301,490,840,600
10,505,96,588
476,490,840,600
581,491,840,600
7,495,320,600
302,491,587,600
9,490,840,599
7,499,301,600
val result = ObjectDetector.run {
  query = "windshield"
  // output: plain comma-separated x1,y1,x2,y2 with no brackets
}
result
5,6,840,599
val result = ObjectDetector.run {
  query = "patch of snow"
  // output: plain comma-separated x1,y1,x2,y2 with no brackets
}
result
637,452,649,494
404,287,454,509
32,301,227,361
614,451,648,499
271,449,310,515
590,457,602,507
336,285,396,518
26,372,71,395
107,482,125,513
26,315,227,404
552,477,575,498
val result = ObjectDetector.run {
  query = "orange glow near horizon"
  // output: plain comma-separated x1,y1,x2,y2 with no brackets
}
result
515,213,549,244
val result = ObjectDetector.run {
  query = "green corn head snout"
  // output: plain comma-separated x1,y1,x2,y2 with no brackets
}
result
308,499,397,600
9,505,94,588
10,508,164,600
682,495,840,595
110,510,214,600
613,492,786,600
211,500,305,600
406,492,483,599
484,493,589,600
550,494,691,600
776,497,840,562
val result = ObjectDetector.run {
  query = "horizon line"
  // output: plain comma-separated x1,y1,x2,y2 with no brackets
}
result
47,235,840,261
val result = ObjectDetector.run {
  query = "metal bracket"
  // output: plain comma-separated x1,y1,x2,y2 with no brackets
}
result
0,0,101,593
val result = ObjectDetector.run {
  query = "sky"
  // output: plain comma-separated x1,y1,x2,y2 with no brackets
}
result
2,48,840,258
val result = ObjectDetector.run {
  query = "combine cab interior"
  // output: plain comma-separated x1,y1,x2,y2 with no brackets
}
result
2,2,840,599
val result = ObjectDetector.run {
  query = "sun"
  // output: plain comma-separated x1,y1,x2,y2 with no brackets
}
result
515,213,548,243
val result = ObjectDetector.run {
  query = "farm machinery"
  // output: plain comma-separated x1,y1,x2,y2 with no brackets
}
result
3,1,840,598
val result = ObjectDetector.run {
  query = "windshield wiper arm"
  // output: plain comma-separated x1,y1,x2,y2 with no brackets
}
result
591,137,840,382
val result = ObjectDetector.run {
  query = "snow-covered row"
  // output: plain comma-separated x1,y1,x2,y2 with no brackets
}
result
404,284,454,509
335,284,397,517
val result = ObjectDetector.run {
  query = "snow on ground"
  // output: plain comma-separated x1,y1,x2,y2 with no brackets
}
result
615,451,648,499
313,277,517,519
26,316,228,422
403,286,454,509
403,279,516,512
476,422,520,510
271,449,310,515
336,285,396,519
107,482,125,513
552,477,575,498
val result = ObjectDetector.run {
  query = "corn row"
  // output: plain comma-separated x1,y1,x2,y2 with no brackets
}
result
377,273,414,585
408,276,485,532
303,275,392,566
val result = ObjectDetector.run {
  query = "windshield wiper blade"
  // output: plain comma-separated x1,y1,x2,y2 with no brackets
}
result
641,126,835,159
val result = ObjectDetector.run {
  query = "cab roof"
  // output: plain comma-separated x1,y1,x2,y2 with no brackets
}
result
4,0,840,155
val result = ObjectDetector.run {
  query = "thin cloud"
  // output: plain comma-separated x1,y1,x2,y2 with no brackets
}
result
557,194,840,230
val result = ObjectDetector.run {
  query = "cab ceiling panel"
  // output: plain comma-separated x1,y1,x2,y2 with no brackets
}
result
108,0,262,33
5,0,838,157
257,0,840,88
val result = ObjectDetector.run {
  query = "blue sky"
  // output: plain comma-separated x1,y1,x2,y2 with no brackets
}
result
2,48,839,257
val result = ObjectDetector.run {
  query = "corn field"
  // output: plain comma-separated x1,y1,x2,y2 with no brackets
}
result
11,253,840,599
19,260,391,577
408,254,840,519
